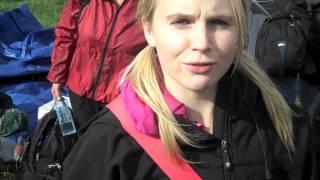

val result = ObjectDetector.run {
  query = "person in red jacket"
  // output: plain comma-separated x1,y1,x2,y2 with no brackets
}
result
48,0,147,126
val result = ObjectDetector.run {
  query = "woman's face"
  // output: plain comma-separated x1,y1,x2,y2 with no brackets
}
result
143,0,238,95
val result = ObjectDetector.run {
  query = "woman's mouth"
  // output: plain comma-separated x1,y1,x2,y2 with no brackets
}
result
183,63,214,73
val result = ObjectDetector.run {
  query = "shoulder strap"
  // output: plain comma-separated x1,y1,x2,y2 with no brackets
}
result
27,110,57,173
107,97,201,180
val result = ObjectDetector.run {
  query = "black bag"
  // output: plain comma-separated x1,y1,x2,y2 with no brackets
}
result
309,3,320,72
255,0,316,77
15,108,78,180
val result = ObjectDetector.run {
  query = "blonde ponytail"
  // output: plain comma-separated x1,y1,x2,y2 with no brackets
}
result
237,52,295,151
121,46,195,161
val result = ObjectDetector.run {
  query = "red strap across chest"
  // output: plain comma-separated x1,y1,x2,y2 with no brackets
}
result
107,97,201,180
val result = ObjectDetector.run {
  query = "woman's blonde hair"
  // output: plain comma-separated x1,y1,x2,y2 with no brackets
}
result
121,0,294,161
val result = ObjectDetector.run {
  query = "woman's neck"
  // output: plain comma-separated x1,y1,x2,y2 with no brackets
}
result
167,85,218,134
187,100,215,134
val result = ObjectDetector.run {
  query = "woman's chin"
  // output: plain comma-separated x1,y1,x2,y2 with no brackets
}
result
183,78,217,92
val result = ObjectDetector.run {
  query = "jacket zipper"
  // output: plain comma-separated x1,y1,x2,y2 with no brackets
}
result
221,110,232,180
91,0,127,99
221,140,232,170
221,140,232,180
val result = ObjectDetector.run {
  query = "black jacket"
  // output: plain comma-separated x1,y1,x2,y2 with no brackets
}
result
63,72,318,180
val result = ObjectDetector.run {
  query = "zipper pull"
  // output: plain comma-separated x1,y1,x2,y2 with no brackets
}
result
36,153,40,162
221,140,232,170
48,162,62,169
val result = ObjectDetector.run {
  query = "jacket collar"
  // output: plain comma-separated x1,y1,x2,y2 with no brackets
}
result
120,79,187,137
119,69,260,137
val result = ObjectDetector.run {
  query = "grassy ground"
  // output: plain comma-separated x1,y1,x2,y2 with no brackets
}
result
0,0,66,28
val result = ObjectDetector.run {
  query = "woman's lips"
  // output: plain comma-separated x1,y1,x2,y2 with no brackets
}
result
183,63,214,73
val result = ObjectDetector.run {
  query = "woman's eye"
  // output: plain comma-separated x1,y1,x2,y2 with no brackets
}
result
208,19,229,27
171,19,192,25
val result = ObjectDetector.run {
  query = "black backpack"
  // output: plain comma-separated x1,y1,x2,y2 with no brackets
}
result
309,3,320,73
255,0,316,77
15,108,78,180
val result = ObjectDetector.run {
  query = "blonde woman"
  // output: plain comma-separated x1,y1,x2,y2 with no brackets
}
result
63,0,318,179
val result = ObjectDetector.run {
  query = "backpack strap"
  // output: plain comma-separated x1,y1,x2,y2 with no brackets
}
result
27,110,57,174
107,97,201,180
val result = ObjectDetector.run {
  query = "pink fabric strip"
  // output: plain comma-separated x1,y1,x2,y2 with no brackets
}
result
120,80,187,136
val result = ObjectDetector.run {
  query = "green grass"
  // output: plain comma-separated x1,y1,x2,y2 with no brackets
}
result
0,0,66,28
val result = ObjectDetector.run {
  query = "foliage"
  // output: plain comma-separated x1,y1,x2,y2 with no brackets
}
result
0,0,66,28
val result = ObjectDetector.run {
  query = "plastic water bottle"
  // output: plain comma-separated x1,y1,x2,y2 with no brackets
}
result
54,100,76,136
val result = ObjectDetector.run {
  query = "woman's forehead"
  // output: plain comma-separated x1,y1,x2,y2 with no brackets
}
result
153,0,234,18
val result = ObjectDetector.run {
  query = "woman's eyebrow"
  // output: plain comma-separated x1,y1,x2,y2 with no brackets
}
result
166,13,195,21
207,15,235,22
166,13,234,21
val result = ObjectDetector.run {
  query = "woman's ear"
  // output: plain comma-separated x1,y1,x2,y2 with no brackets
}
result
142,20,156,47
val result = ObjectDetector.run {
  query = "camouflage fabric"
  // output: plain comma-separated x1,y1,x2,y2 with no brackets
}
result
0,108,28,137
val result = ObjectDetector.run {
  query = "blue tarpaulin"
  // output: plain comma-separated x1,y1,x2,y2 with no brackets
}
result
0,81,52,139
0,3,53,78
0,57,51,78
0,3,55,138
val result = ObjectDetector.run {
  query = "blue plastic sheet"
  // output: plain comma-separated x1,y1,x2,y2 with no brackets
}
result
0,3,53,77
2,28,54,62
0,4,42,45
0,3,57,139
0,57,51,78
0,81,52,133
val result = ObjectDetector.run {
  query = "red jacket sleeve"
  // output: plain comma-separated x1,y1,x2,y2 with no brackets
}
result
47,0,81,84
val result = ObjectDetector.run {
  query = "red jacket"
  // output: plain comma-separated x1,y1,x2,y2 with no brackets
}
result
47,0,146,103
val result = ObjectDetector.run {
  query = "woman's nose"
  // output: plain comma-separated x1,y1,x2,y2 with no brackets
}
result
190,23,212,52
